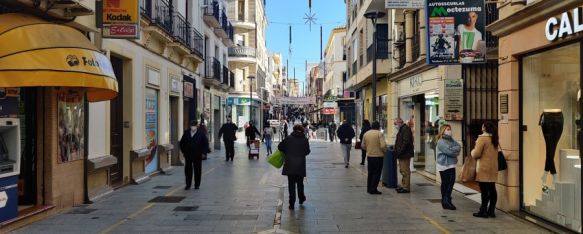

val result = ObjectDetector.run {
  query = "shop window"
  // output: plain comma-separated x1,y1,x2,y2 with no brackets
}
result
522,42,581,232
57,88,85,163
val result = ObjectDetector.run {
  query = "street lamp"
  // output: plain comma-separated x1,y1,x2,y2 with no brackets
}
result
248,75,255,124
364,10,386,122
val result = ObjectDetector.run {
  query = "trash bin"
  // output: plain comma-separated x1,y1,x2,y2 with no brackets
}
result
0,175,18,223
382,145,398,188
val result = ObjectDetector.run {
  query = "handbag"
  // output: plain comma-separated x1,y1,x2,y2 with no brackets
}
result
460,155,476,182
498,146,508,171
355,141,361,149
267,150,285,169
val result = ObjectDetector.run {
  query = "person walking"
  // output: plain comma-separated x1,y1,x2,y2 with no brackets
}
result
394,117,414,193
471,121,499,218
263,124,273,155
278,125,311,210
198,122,209,160
359,120,371,166
436,124,461,210
179,120,210,190
336,120,355,168
328,121,337,142
361,121,386,195
245,121,261,149
218,117,238,161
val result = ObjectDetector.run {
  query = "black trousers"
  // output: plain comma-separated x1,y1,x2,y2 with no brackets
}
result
287,175,305,206
184,154,202,188
361,150,367,164
439,168,456,203
539,112,563,174
224,141,235,160
479,182,497,213
367,157,383,193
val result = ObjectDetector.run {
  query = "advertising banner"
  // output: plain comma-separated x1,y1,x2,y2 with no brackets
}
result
322,108,337,115
426,0,486,64
444,79,463,120
273,96,316,105
386,0,424,9
102,0,140,39
144,88,159,174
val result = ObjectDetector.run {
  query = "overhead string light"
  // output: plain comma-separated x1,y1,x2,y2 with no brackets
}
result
303,0,317,31
289,25,292,56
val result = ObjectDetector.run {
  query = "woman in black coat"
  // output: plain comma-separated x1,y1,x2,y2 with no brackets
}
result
278,125,311,210
359,120,371,165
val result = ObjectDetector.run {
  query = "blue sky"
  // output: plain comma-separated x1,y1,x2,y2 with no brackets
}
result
265,0,346,93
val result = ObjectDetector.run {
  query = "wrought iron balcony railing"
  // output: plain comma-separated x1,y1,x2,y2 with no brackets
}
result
228,46,256,58
205,57,221,82
222,65,229,85
203,0,220,22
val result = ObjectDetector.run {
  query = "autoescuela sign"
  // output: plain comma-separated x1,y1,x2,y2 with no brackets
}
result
426,0,486,64
102,0,140,39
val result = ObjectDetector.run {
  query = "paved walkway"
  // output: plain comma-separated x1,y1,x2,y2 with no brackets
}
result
13,141,549,234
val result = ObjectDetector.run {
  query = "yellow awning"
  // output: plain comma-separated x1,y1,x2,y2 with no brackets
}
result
0,13,118,102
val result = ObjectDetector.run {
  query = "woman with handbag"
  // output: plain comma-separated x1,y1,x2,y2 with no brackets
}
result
436,124,461,210
470,121,499,218
278,125,311,210
359,120,371,166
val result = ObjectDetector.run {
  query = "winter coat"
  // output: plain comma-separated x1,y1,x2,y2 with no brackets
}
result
394,124,414,159
471,133,498,182
336,123,355,144
245,125,261,140
436,135,461,167
279,131,311,177
328,123,337,132
361,130,386,157
359,125,371,141
179,129,210,158
218,123,238,142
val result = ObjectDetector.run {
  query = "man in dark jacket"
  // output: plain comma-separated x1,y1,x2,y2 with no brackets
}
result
180,120,210,190
218,117,238,161
394,117,414,193
245,121,261,149
278,125,311,210
336,120,355,168
328,121,337,142
359,120,371,166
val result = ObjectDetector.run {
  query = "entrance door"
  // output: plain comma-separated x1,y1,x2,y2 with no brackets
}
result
169,97,179,165
18,88,37,206
213,109,221,150
109,56,124,186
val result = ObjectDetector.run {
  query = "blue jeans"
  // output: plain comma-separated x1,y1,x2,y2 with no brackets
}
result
265,138,272,154
341,144,351,165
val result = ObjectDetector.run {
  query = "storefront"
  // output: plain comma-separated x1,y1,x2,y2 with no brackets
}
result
0,13,118,226
394,66,461,177
488,2,583,232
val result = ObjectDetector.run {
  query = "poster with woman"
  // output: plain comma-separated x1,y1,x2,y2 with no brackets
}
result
145,88,159,174
57,88,85,163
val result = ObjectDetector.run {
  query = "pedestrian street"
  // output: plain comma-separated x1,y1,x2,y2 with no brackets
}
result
14,141,549,234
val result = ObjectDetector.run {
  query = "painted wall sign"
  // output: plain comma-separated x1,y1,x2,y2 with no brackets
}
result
545,7,583,41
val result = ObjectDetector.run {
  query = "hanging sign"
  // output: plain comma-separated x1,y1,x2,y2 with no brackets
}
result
102,0,140,39
426,0,486,64
444,79,463,120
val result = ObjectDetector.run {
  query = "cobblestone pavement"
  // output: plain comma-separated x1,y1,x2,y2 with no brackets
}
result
13,140,551,234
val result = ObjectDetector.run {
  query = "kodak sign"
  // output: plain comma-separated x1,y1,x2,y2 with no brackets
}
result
102,0,140,39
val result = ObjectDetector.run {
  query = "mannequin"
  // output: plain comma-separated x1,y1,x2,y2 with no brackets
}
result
539,109,563,187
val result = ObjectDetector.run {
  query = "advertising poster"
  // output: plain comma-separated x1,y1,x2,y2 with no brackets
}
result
444,79,463,120
57,89,85,163
144,88,159,174
102,0,140,39
426,0,486,64
0,88,19,118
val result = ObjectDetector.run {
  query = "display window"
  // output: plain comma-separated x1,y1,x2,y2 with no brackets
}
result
521,42,581,232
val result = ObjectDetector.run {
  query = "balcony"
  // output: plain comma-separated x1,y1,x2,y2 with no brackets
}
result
232,16,256,30
204,57,222,86
485,2,499,49
203,0,221,28
214,9,229,39
222,22,235,47
228,46,257,64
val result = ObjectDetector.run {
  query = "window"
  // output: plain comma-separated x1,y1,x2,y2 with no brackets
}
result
238,0,245,21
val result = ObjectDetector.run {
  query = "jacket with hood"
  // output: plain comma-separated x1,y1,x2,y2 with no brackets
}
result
336,123,355,144
278,131,311,177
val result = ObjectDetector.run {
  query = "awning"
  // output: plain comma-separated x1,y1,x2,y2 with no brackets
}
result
0,13,118,102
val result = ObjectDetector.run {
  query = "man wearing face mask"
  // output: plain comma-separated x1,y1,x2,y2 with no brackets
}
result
394,117,414,193
219,117,238,161
180,120,210,190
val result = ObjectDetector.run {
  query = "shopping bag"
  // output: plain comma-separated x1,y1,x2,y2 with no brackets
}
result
460,155,476,182
267,150,285,168
498,151,508,171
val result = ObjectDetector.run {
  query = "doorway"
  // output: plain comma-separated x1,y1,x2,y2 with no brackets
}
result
213,109,221,150
109,56,124,186
169,96,179,165
18,88,37,206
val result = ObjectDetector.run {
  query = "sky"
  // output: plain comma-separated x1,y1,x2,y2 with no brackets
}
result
265,0,346,94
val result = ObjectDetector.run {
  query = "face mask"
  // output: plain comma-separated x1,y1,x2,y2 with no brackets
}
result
444,130,452,136
190,126,197,131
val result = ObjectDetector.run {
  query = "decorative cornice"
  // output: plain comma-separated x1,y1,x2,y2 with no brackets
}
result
487,0,583,37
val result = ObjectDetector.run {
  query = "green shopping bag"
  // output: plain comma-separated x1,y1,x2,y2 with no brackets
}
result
267,150,285,168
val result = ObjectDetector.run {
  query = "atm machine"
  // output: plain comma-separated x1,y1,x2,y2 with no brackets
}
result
0,118,20,223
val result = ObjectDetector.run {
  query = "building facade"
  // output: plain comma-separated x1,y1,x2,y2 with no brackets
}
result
323,26,347,123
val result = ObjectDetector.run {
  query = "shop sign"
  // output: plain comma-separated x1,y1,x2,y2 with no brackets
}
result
386,0,423,9
426,0,486,64
227,97,234,105
323,102,338,108
545,7,583,41
0,191,7,208
444,79,463,120
171,78,182,93
273,96,316,105
322,108,337,115
323,95,338,102
0,88,19,118
398,69,440,97
102,0,140,39
183,82,193,98
147,68,160,86
238,97,251,105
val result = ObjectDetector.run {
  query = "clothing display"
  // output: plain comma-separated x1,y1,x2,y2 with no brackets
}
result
539,110,564,174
